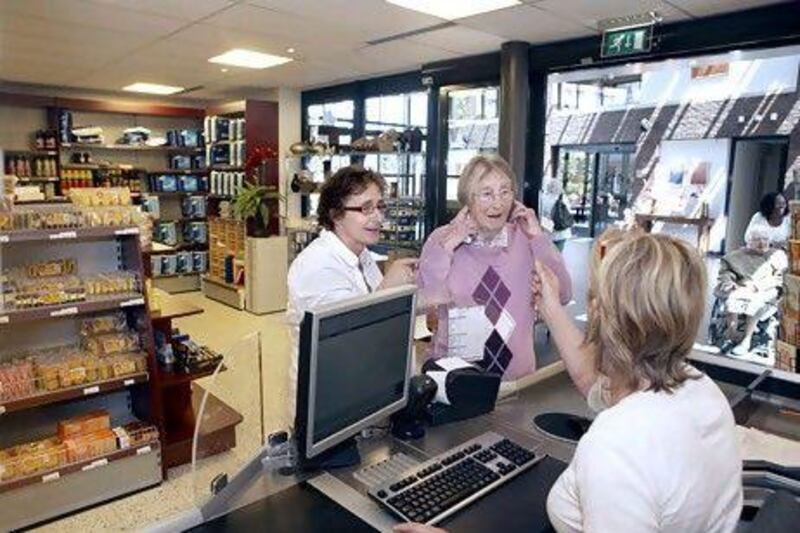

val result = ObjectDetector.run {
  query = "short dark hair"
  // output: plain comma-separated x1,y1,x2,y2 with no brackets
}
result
317,165,386,230
759,192,786,219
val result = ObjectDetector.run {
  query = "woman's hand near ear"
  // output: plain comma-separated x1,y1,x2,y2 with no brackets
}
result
510,200,543,240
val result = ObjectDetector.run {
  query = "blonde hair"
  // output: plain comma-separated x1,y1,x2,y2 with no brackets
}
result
585,230,706,394
457,154,517,207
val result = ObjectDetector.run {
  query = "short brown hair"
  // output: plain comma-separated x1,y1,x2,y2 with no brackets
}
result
316,165,386,230
457,154,517,207
585,231,706,394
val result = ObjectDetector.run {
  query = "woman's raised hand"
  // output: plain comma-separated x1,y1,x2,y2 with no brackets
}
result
510,200,542,240
441,206,478,253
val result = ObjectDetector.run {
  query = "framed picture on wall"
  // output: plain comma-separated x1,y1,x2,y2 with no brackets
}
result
691,162,710,185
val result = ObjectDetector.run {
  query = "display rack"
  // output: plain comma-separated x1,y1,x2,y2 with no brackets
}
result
202,100,279,310
0,221,162,530
777,201,800,372
148,294,242,471
287,151,426,252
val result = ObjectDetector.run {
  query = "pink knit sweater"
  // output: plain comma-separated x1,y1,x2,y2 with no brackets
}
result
417,222,572,380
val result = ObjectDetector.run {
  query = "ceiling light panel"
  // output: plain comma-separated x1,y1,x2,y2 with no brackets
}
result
385,0,520,20
122,82,184,94
208,48,292,69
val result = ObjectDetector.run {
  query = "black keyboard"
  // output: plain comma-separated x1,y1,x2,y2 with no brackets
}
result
370,432,542,525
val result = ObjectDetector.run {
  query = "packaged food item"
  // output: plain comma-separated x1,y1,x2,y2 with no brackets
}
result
785,274,800,320
790,240,800,275
80,312,127,337
57,409,111,440
113,422,158,449
63,428,117,463
791,201,800,240
0,438,66,481
83,332,140,357
110,354,138,377
0,359,36,401
776,339,798,373
26,258,76,278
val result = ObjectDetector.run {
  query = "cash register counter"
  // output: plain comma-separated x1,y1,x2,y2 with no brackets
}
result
153,366,799,533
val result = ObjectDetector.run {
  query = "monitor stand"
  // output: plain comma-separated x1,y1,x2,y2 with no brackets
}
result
301,437,361,471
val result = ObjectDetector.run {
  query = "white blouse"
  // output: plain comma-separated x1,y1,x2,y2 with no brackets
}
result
744,212,789,248
547,371,742,532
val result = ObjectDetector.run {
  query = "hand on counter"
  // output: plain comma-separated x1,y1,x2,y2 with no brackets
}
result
380,258,419,290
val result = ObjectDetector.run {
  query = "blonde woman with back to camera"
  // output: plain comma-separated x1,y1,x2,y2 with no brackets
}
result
397,230,742,533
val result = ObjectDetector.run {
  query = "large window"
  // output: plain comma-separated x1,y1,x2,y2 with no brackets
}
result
306,99,355,147
554,78,641,112
363,92,428,198
445,86,500,204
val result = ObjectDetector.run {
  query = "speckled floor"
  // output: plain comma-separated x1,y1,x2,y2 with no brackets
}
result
32,291,294,532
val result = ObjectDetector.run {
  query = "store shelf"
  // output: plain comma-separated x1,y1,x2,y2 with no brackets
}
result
13,197,70,205
16,176,60,183
0,226,139,244
0,294,145,326
208,165,244,171
147,169,209,175
0,372,148,415
288,151,424,159
0,439,159,494
146,242,207,253
4,149,59,156
207,193,234,200
162,385,242,468
202,276,245,310
61,143,202,154
158,364,223,387
143,191,208,197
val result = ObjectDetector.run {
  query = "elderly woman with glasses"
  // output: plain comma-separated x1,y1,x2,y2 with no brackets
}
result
417,154,572,379
287,165,417,413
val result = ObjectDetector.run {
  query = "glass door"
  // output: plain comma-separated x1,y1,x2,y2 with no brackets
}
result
593,150,633,236
440,85,500,222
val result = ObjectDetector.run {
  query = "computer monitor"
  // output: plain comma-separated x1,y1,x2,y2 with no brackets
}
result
295,285,416,467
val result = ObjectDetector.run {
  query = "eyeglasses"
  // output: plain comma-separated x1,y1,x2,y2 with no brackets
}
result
474,189,514,205
342,200,387,217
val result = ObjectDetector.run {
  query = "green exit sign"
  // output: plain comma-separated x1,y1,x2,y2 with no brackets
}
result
601,24,654,58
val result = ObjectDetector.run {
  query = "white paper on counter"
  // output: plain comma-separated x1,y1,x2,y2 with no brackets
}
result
427,371,451,405
448,305,491,362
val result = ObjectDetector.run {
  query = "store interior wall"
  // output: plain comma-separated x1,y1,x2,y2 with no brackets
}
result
0,104,47,149
652,138,731,253
726,140,786,250
276,88,302,224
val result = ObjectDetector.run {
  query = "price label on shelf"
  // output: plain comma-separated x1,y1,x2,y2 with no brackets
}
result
0,235,9,243
48,231,77,240
137,445,152,456
83,385,100,396
42,472,60,483
0,316,8,324
50,306,79,317
120,298,145,308
123,378,135,386
114,228,140,236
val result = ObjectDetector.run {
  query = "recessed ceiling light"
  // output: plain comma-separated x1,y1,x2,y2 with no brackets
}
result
122,82,184,95
208,48,292,69
221,68,229,73
286,47,296,54
385,0,520,20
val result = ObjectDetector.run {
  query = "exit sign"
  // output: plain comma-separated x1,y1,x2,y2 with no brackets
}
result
601,24,654,58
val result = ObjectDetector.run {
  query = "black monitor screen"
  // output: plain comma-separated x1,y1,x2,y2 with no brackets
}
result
311,295,412,444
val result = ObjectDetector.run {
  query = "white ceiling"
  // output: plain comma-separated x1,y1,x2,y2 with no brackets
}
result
0,0,788,101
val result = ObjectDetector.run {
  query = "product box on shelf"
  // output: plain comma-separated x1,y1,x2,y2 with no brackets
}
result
776,339,798,373
789,240,800,275
183,221,208,244
791,200,800,239
57,409,111,440
785,274,800,320
181,195,207,219
176,251,194,274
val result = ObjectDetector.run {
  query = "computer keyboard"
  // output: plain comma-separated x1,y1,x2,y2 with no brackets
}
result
369,431,542,525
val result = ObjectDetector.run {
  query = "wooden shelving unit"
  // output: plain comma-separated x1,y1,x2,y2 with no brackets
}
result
149,294,242,472
0,223,162,530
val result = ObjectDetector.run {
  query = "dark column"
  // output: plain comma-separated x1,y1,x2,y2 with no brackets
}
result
498,41,530,202
525,68,547,212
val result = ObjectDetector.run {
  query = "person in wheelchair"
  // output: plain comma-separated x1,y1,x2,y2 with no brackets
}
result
710,228,788,357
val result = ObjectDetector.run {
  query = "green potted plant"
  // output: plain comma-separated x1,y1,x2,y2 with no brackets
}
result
232,182,283,238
